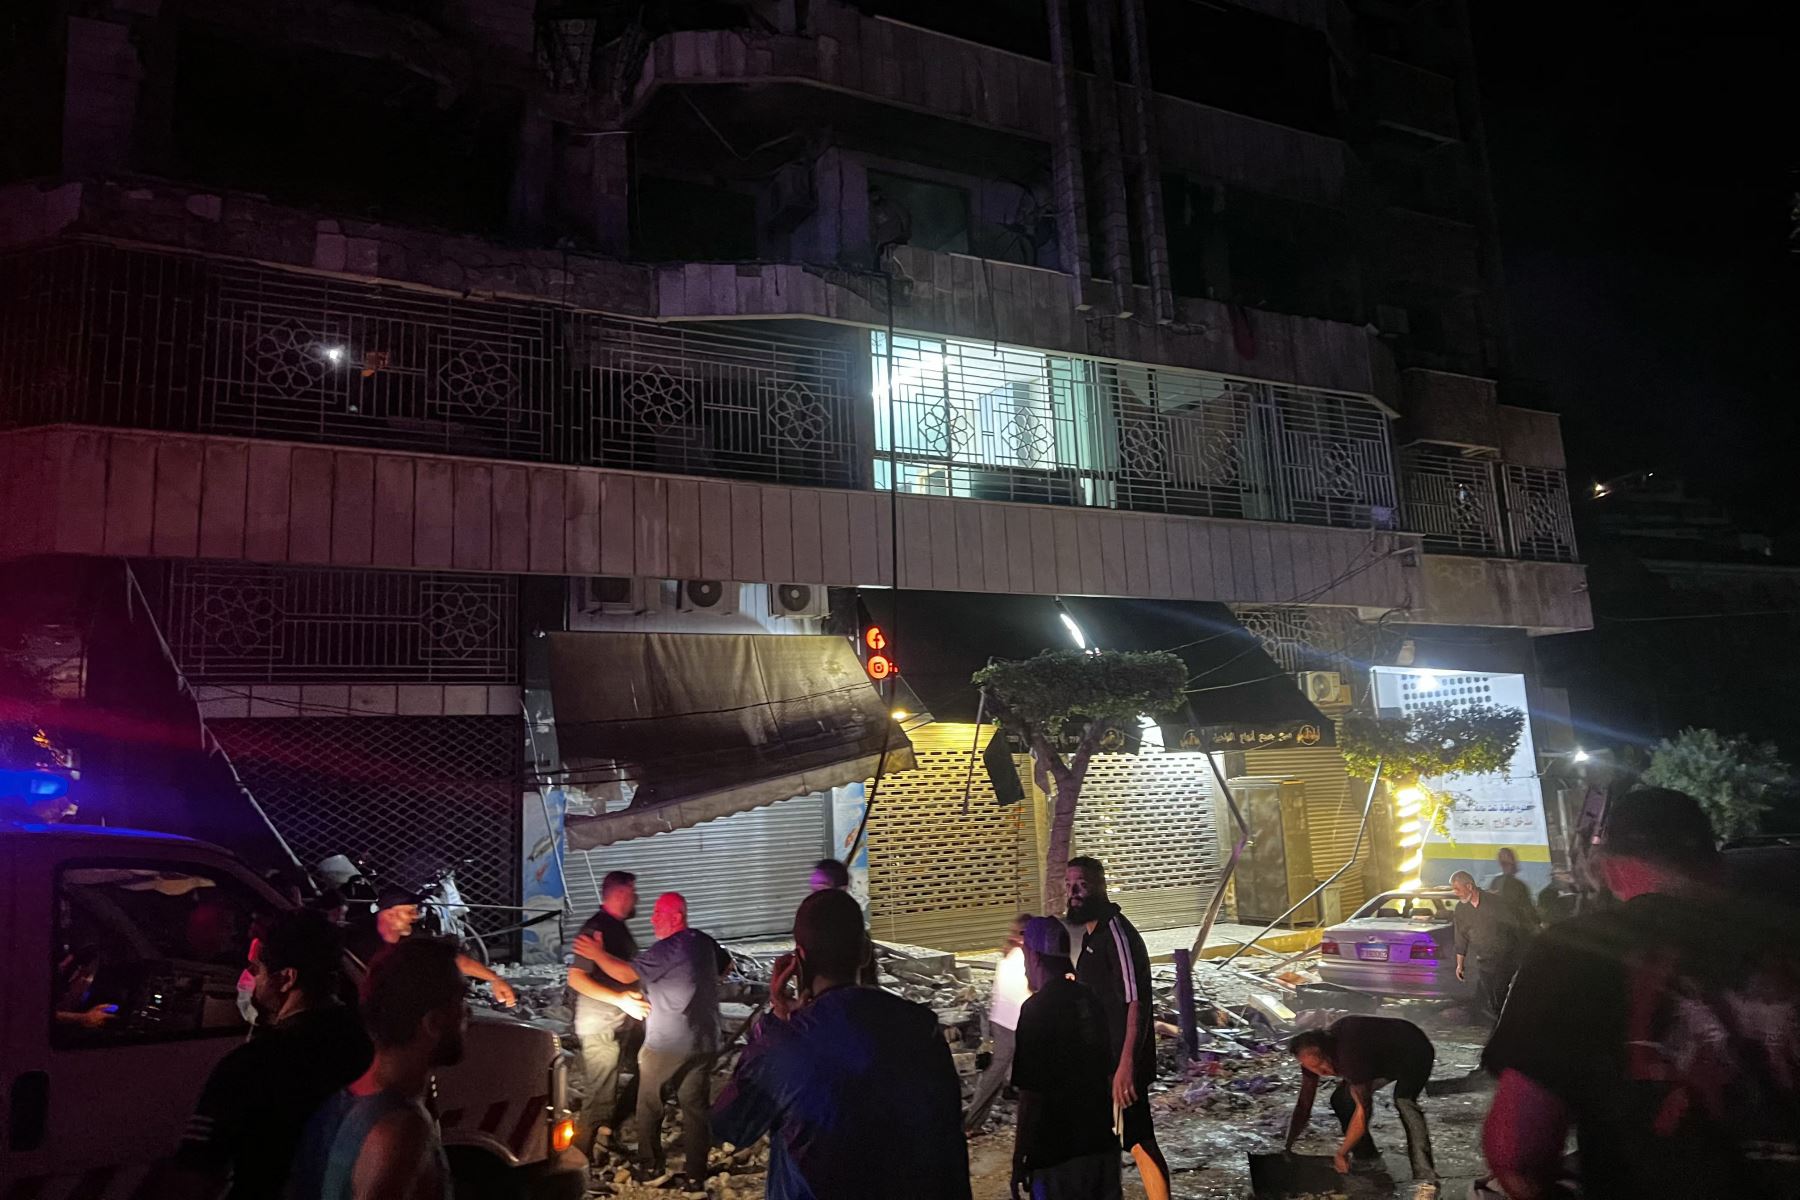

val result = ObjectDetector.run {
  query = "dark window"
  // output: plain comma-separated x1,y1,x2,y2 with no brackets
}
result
867,170,971,255
52,860,267,1049
1144,1,1337,135
634,176,759,261
172,27,519,232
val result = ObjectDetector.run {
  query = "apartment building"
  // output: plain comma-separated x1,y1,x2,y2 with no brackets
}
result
0,0,1589,954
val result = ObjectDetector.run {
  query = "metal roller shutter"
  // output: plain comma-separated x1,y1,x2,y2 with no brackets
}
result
562,791,828,942
1241,746,1372,912
866,723,1043,952
1063,753,1222,932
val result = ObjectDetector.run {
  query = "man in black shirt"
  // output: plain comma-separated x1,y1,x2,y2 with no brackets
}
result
567,870,650,1159
344,886,517,1008
1066,856,1168,1200
1285,1015,1437,1199
1450,870,1521,1023
172,910,373,1199
1011,916,1119,1200
1482,788,1800,1200
1488,847,1541,935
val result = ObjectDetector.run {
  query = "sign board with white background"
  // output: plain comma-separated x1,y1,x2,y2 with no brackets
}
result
1370,666,1550,889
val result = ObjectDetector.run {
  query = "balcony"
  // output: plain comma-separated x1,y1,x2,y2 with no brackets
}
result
1401,448,1577,564
1,239,1579,577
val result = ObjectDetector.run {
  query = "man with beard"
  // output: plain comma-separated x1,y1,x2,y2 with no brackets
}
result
289,938,468,1200
1065,857,1169,1200
568,871,651,1158
171,911,372,1199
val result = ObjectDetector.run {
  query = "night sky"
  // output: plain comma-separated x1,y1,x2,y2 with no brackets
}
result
1475,2,1799,529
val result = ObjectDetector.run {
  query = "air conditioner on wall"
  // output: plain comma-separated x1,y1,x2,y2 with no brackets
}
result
768,583,827,619
677,579,739,615
573,575,651,616
1297,671,1345,705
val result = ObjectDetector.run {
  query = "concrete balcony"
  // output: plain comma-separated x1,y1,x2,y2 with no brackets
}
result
0,425,1422,616
1366,54,1462,143
655,247,1377,396
621,11,1348,209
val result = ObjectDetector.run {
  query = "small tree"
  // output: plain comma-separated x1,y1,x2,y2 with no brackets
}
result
1641,727,1789,840
974,649,1188,914
1340,704,1527,841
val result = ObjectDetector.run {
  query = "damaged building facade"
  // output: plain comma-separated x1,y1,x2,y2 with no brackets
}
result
0,0,1588,956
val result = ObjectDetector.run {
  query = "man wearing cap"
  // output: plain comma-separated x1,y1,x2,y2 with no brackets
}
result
1482,788,1800,1200
1010,916,1119,1200
344,886,516,1007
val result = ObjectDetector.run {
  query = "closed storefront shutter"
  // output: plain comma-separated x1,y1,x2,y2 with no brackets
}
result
1061,753,1222,933
562,791,828,942
866,723,1043,953
1242,746,1371,912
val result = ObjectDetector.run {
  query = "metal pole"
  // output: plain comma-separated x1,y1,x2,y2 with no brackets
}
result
960,688,989,816
1216,759,1384,969
1172,947,1199,1060
1190,752,1248,959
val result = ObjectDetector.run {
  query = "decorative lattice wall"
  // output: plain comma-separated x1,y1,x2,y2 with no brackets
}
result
209,717,522,951
865,723,1042,951
866,724,1225,950
1060,753,1222,932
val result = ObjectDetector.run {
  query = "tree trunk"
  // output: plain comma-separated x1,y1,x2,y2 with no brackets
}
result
1042,769,1082,916
1038,728,1097,917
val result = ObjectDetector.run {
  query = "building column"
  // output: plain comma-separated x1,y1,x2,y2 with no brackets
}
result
1044,0,1094,310
1082,0,1136,316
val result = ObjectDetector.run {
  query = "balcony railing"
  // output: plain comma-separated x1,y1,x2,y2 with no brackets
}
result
1,241,1578,560
872,331,1400,531
0,241,860,489
1401,447,1577,563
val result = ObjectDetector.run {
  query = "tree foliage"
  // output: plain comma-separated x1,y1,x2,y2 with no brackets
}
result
975,649,1188,912
973,649,1189,734
1340,704,1526,839
1641,727,1790,840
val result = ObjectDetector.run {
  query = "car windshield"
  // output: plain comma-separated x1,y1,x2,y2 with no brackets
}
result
1358,894,1457,921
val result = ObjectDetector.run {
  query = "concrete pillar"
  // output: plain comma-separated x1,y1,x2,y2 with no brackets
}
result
62,17,146,176
509,110,554,239
1118,0,1174,323
1043,0,1093,309
553,129,632,256
1082,0,1135,316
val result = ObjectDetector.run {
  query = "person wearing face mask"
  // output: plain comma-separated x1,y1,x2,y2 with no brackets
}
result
171,911,371,1199
289,937,469,1200
712,888,970,1199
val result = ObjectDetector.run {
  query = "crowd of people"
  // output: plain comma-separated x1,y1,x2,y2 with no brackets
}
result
161,785,1797,1200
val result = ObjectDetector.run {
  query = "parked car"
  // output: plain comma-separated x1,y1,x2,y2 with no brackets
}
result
1315,887,1473,1001
1,821,585,1199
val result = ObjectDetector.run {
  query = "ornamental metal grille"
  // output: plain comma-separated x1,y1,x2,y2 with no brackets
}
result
163,564,517,683
1234,605,1363,675
1503,464,1579,563
1401,447,1503,556
0,241,858,489
872,331,1399,530
209,717,522,947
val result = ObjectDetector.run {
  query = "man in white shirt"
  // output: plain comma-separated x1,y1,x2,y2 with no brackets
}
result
964,913,1033,1134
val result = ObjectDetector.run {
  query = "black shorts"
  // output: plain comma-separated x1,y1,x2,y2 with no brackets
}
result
1121,1096,1156,1151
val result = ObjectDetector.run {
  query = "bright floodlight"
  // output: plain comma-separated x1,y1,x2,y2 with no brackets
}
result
1417,670,1440,691
1573,748,1590,763
1058,612,1087,650
322,345,347,364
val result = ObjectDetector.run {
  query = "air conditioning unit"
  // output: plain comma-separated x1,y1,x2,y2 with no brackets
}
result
573,576,650,617
677,579,739,615
1297,671,1346,705
769,583,827,620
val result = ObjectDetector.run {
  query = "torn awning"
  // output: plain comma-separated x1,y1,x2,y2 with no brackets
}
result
854,591,1332,750
548,632,915,849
